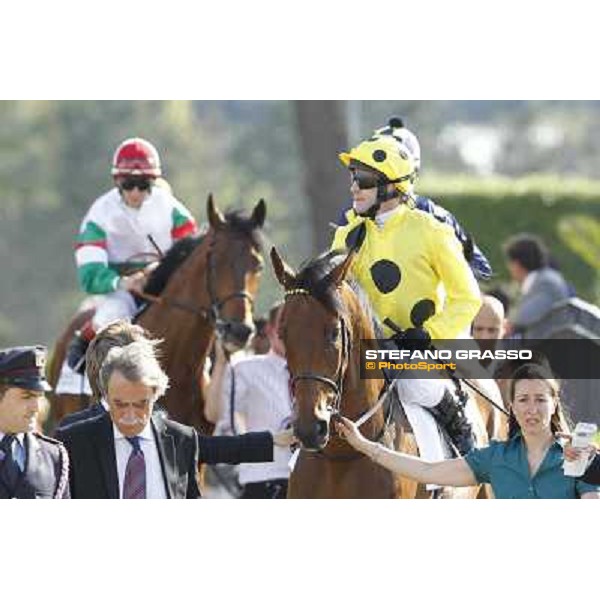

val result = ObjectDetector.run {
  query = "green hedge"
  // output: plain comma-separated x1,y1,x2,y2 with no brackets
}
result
418,174,600,302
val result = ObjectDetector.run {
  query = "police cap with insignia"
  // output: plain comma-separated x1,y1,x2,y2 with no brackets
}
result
0,346,52,392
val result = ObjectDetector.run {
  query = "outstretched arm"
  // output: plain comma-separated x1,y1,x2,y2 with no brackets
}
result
335,416,477,487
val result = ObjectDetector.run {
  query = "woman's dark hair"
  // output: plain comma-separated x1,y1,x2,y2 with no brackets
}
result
508,363,571,437
503,234,549,272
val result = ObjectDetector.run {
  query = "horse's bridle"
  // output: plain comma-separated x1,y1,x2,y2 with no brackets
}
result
205,234,255,331
284,288,351,417
136,230,256,327
284,287,394,462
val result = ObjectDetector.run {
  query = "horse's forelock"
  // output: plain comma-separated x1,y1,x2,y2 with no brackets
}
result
293,251,347,315
223,209,264,250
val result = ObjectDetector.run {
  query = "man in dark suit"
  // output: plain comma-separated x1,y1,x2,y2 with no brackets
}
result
55,320,289,467
56,340,200,499
57,409,199,499
0,346,69,499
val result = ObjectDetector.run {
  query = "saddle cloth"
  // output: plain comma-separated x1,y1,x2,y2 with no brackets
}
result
55,360,92,395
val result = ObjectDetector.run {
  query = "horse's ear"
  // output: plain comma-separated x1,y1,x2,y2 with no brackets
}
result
207,193,226,229
251,199,266,229
329,252,354,286
270,246,296,290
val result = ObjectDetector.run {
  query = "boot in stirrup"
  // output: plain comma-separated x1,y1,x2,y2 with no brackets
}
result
429,389,476,456
66,322,95,375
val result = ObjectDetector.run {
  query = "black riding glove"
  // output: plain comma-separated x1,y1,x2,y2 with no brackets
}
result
392,327,431,353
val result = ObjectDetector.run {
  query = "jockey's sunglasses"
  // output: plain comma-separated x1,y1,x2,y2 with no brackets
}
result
119,177,153,192
350,169,383,190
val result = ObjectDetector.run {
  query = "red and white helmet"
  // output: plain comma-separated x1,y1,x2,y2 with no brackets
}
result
111,137,162,178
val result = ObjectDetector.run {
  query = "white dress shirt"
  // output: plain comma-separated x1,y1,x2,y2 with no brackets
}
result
220,351,293,485
0,432,26,471
112,422,167,499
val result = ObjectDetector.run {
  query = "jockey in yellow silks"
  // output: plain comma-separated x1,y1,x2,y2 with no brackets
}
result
331,134,482,455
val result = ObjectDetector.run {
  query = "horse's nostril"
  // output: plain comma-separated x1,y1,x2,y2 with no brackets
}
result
316,419,329,438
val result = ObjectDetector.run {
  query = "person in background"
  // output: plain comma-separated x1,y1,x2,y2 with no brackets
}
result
0,346,69,499
472,294,506,369
66,137,197,373
251,317,270,355
336,363,600,499
211,302,293,499
503,234,571,335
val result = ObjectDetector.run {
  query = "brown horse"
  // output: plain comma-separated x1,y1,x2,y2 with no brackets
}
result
271,247,501,499
48,195,266,433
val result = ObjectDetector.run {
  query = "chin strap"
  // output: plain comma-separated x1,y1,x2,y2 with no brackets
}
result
358,179,399,220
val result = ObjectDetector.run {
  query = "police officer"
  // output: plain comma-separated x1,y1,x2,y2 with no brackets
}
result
0,346,70,498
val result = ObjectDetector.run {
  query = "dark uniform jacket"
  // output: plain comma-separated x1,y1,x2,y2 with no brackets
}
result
582,454,600,486
0,432,70,499
56,404,274,466
56,412,200,499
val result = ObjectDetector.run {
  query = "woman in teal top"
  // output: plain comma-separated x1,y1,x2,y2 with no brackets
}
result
336,363,600,499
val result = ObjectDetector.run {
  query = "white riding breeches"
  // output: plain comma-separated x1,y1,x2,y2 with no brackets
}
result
91,290,138,330
395,375,451,408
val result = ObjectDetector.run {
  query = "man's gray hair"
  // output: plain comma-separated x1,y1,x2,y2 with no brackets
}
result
99,340,169,400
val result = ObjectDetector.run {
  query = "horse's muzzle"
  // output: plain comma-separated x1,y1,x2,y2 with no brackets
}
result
218,320,255,350
294,417,330,451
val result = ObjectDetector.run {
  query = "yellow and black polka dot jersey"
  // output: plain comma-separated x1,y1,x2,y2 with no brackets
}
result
331,205,481,340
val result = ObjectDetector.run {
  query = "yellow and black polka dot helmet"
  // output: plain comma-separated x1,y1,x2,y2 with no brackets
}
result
339,135,417,195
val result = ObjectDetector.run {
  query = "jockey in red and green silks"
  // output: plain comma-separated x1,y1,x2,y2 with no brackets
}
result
67,138,197,372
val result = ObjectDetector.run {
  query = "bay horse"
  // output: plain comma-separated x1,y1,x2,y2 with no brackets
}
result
270,247,502,499
48,195,266,433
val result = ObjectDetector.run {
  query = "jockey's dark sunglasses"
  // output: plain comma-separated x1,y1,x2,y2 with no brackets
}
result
350,169,383,190
119,177,153,192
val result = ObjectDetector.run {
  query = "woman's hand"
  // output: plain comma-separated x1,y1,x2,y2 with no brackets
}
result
334,415,369,454
273,428,296,448
558,433,598,463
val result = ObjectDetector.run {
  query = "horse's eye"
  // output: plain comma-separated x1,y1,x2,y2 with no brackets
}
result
326,326,340,344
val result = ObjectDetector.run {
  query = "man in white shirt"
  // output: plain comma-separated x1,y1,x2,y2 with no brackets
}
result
221,302,293,498
57,340,200,499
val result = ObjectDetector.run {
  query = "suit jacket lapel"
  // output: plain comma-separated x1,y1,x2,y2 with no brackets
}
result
92,414,119,499
152,415,175,499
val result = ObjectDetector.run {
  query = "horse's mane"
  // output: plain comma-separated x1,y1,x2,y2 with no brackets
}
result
144,234,205,296
143,209,263,298
293,250,383,338
347,278,385,339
